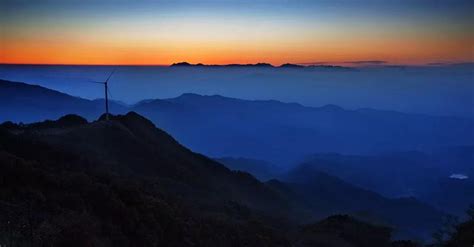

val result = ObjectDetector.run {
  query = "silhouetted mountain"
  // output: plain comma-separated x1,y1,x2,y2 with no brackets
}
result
299,152,441,197
0,113,445,245
299,150,474,216
170,61,194,66
0,79,126,123
0,112,295,246
279,63,304,68
5,80,472,166
215,157,278,181
169,62,352,69
132,93,474,165
170,62,275,68
4,112,290,213
279,164,445,240
444,210,474,247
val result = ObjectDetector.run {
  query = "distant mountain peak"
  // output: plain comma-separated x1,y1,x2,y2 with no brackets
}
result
177,92,204,98
97,111,157,129
171,93,236,102
170,62,193,67
170,62,275,68
279,63,304,68
168,62,356,70
252,62,273,67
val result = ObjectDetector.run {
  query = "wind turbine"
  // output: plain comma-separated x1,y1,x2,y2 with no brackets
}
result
91,68,115,120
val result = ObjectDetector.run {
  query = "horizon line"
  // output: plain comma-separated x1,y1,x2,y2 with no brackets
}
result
1,61,472,67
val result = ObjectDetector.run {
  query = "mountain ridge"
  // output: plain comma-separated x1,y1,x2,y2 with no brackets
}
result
2,79,473,167
0,112,447,242
3,79,469,121
0,79,127,123
169,61,352,70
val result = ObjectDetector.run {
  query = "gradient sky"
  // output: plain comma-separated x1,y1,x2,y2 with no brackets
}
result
1,0,473,65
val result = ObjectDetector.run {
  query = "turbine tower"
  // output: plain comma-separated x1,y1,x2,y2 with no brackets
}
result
91,68,115,120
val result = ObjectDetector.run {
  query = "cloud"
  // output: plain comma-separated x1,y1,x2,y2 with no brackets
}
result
426,62,449,66
297,60,389,66
450,174,469,180
427,62,474,67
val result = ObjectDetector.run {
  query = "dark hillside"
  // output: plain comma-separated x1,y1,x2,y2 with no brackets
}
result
0,114,292,246
0,113,448,245
280,164,445,240
0,79,126,123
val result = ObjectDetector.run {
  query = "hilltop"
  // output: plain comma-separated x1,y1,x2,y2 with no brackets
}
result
0,112,448,245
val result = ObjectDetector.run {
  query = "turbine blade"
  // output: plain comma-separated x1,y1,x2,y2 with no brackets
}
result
107,87,113,99
105,68,116,83
89,80,105,84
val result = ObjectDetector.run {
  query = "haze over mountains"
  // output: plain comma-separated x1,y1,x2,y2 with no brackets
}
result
1,64,472,117
0,113,292,246
134,93,473,165
1,77,473,245
297,150,474,216
0,111,446,244
2,0,474,244
0,80,126,123
3,78,473,166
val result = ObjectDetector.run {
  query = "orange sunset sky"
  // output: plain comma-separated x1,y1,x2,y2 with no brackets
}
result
1,0,473,66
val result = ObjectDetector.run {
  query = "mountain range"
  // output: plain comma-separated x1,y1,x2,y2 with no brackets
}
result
169,62,351,70
2,79,473,242
297,150,473,211
1,111,452,244
124,95,473,166
3,78,472,168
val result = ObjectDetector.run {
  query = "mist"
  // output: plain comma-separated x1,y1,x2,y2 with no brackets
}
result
1,64,472,117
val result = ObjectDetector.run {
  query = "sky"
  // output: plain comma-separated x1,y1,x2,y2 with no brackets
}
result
1,0,473,65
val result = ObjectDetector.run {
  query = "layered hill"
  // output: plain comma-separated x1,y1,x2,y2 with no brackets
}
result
0,79,126,123
0,112,290,216
0,113,293,246
297,151,474,216
132,93,474,165
277,164,445,240
2,79,473,166
0,112,446,244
